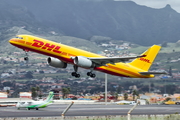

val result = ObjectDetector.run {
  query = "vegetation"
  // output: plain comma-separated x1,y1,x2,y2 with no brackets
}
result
1,114,180,120
62,87,71,99
124,93,128,100
1,5,180,99
31,86,42,99
4,0,180,46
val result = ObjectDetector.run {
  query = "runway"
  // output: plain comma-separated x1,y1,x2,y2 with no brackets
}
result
1,104,180,117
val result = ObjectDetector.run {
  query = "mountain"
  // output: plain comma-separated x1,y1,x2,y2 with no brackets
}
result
2,0,180,45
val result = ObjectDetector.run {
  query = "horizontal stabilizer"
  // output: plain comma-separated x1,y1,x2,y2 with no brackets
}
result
139,71,167,75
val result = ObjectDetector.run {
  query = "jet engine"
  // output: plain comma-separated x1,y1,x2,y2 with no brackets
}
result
47,57,67,68
74,56,94,68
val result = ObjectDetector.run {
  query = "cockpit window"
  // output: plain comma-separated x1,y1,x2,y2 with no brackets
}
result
27,102,32,104
15,36,23,39
19,102,25,105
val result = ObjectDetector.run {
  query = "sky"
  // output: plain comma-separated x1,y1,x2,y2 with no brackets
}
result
117,0,180,13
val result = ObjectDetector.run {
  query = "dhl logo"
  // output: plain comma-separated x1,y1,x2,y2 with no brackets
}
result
31,40,62,54
139,58,151,63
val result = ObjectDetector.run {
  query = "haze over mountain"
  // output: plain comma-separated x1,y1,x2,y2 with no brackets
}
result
2,0,180,45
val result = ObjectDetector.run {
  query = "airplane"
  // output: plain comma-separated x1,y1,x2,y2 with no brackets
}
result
9,35,166,78
115,100,136,105
16,92,54,110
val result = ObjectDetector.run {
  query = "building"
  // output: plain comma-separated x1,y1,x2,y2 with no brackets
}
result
20,92,32,98
0,92,8,99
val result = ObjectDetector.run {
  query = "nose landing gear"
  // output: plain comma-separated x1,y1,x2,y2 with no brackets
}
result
24,49,29,62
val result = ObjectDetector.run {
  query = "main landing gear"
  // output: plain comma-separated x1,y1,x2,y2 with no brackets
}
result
71,65,80,78
87,72,96,78
87,68,96,78
71,72,80,78
71,66,96,78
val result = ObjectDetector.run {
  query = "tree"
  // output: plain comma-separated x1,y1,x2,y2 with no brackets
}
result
3,82,12,87
6,90,10,95
39,70,44,74
166,85,176,94
62,87,71,99
3,60,7,64
36,86,41,97
31,87,37,99
117,85,122,94
124,93,128,100
169,67,172,76
115,92,118,100
132,90,139,101
36,86,40,92
165,97,171,102
25,71,33,79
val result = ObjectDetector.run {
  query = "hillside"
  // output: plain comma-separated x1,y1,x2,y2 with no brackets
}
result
128,42,180,54
3,27,180,56
3,0,180,46
1,0,180,71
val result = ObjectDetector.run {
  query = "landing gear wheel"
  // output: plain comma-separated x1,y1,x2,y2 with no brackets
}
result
36,108,39,110
27,108,30,110
72,65,81,78
24,57,29,61
87,72,96,78
71,72,77,76
71,72,80,78
87,72,92,76
90,73,96,78
75,74,80,78
24,49,29,62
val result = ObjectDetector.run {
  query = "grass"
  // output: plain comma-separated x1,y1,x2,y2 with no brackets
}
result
128,46,149,54
33,73,69,79
1,114,180,120
128,42,180,54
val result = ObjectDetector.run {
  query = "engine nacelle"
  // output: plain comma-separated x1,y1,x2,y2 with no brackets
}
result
47,57,67,68
74,56,93,68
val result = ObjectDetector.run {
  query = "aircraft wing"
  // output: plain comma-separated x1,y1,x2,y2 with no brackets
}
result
89,55,145,66
139,71,168,75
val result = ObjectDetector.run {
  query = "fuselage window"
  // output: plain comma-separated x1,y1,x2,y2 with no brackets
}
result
15,36,23,39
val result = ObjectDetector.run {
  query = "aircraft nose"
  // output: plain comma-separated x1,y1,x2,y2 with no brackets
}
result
9,39,17,44
16,103,20,107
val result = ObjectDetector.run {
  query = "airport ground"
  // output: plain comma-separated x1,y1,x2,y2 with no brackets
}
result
0,104,180,119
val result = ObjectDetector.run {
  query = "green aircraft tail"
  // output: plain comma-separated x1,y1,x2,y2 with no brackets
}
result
44,92,54,102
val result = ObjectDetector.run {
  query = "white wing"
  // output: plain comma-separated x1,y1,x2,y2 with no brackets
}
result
89,55,145,66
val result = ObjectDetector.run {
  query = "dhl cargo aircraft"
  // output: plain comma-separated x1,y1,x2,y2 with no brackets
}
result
9,35,166,78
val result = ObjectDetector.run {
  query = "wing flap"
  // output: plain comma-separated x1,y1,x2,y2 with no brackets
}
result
139,71,167,75
89,55,145,66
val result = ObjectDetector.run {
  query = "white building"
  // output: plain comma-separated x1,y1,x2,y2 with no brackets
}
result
0,92,8,98
20,92,32,98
